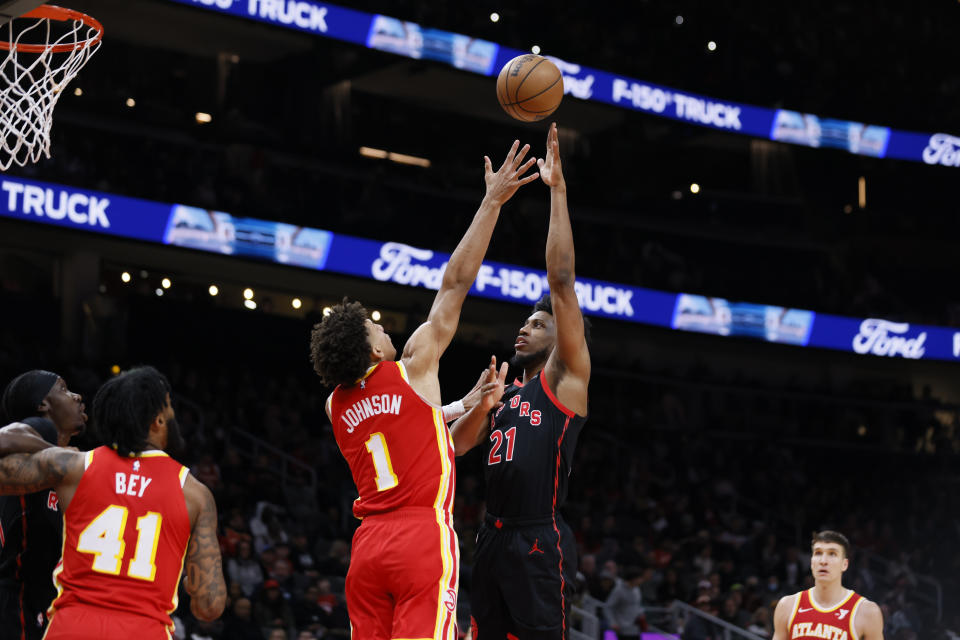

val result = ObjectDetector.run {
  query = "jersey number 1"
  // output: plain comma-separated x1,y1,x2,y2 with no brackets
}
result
365,432,399,491
77,505,163,581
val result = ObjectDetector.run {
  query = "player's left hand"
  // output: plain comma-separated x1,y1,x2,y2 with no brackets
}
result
478,355,509,412
537,122,566,190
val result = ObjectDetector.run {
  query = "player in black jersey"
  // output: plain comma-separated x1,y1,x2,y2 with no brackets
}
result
451,123,591,640
0,370,86,640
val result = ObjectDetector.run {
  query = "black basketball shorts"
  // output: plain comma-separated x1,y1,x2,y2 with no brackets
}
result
470,513,577,640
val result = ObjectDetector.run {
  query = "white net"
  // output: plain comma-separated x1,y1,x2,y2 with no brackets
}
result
0,6,101,171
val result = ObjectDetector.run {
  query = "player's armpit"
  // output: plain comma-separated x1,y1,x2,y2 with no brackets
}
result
184,479,226,621
0,446,80,495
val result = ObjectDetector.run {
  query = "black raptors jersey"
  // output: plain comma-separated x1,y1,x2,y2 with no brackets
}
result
0,417,62,639
483,373,587,518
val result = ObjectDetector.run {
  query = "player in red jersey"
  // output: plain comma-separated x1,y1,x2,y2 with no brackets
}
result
0,366,226,639
772,531,883,640
309,139,539,640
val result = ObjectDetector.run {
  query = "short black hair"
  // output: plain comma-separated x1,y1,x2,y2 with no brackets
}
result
532,294,592,343
92,366,171,457
310,299,371,387
811,530,851,558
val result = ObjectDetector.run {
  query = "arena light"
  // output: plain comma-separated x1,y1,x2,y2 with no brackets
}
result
125,97,136,108
292,297,302,309
155,288,163,297
322,306,332,316
359,146,388,159
531,45,541,55
161,277,172,289
195,112,212,124
208,285,219,296
243,288,254,300
690,183,701,194
110,365,120,375
371,310,381,321
244,299,257,310
489,12,500,23
707,41,717,52
73,87,83,96
388,152,431,168
675,15,684,25
121,271,131,283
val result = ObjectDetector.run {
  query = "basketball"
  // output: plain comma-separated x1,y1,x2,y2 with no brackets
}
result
496,54,564,123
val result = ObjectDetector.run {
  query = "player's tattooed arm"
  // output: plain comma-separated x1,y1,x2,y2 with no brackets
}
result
0,444,81,494
0,422,53,456
184,477,227,621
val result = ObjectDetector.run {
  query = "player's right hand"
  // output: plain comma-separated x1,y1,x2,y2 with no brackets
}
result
484,140,539,207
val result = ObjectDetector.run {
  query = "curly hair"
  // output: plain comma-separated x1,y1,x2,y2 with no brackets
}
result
532,294,592,344
310,299,372,387
92,365,170,457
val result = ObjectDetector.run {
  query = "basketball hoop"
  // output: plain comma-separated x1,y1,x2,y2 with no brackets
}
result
0,4,102,171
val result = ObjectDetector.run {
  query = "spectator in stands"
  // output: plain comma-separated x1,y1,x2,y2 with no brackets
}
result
221,508,253,557
254,579,296,638
227,539,263,598
747,604,773,637
682,595,720,640
604,566,647,640
220,597,262,640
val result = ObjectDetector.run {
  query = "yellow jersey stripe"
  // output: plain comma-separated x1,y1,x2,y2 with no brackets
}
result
786,592,801,631
396,360,408,382
808,588,855,613
849,597,864,640
178,466,189,488
84,449,95,469
431,407,456,640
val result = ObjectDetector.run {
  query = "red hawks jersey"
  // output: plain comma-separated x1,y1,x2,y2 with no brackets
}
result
328,361,455,520
787,589,865,640
49,447,192,631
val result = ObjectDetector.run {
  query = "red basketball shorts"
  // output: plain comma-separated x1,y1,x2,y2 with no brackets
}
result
44,605,171,640
346,507,459,640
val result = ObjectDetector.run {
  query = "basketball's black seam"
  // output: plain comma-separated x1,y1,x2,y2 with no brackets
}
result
513,73,563,108
510,76,563,113
498,81,524,120
513,57,546,104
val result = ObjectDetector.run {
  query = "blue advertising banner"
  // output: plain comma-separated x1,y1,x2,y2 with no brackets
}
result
167,0,958,168
2,175,959,362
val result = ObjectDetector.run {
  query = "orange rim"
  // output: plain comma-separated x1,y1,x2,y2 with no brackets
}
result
0,4,103,53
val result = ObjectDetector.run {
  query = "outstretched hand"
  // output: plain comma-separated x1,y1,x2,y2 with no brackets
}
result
484,140,540,206
460,368,488,412
537,122,565,189
477,355,509,413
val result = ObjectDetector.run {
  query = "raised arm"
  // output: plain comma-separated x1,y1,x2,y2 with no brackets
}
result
402,140,539,392
183,475,227,621
449,357,508,455
538,123,590,416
